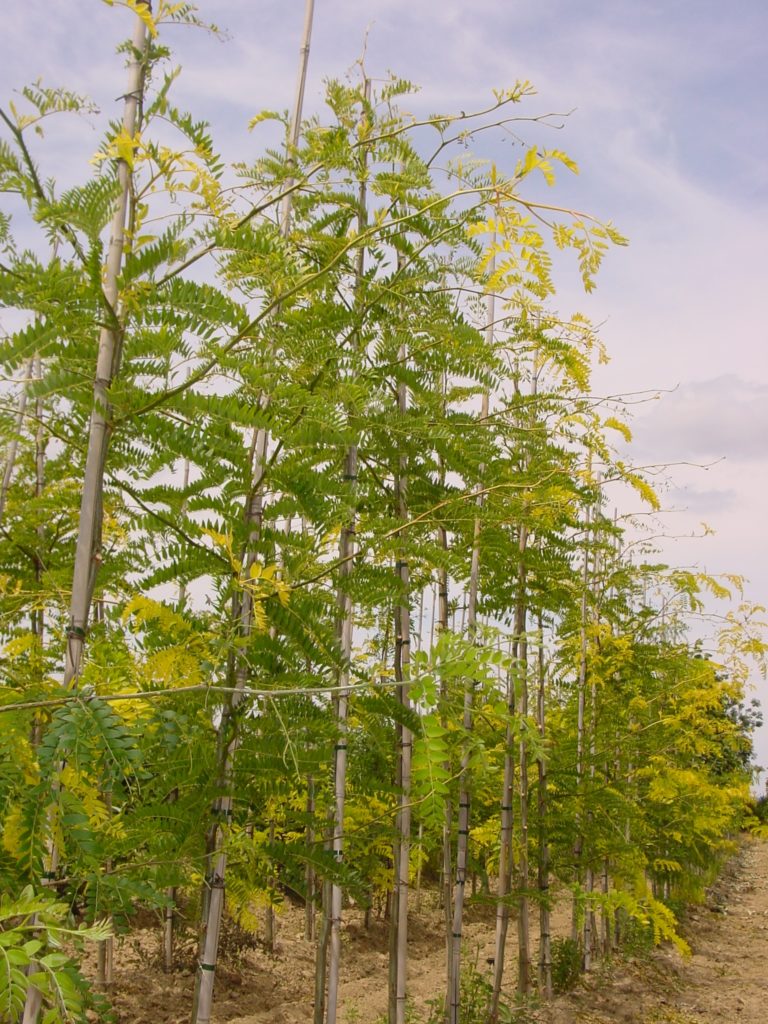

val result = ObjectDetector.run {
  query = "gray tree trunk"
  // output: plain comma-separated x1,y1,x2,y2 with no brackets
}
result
324,79,370,1024
0,358,33,526
23,14,150,1023
390,320,413,1024
192,7,316,1021
447,278,494,1024
536,615,552,998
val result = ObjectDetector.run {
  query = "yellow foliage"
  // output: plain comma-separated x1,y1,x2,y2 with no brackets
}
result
144,646,203,688
59,766,111,829
91,129,143,169
122,594,190,635
2,634,38,660
1,806,24,860
603,415,632,443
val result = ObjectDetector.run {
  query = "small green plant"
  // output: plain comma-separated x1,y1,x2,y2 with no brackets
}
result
620,916,656,959
423,955,520,1024
0,886,112,1024
343,1002,362,1024
550,936,582,993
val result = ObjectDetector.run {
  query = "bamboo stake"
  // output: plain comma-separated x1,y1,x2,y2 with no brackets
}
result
63,9,149,686
280,0,314,235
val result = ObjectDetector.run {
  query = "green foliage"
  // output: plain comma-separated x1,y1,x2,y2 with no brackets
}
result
0,5,762,1020
423,958,519,1024
550,937,582,993
0,886,110,1024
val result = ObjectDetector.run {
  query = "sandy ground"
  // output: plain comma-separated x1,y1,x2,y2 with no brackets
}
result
537,837,768,1024
96,837,768,1024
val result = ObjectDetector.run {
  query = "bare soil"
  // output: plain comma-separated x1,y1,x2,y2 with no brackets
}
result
94,837,768,1024
537,837,768,1024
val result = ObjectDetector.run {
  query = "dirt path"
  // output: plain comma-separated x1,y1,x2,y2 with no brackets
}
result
539,837,768,1024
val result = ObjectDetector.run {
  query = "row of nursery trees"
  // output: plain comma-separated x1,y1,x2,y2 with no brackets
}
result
0,3,763,1023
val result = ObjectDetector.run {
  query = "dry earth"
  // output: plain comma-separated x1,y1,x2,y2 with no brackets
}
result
94,837,768,1024
536,837,768,1024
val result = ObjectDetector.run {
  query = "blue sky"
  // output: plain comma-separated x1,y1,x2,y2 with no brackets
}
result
2,0,767,757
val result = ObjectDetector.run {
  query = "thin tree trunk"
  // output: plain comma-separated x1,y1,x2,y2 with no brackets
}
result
583,497,602,972
515,371,537,997
447,278,494,1024
326,520,355,1023
305,777,316,941
314,876,332,1024
163,792,179,972
265,819,276,952
64,11,149,686
489,650,515,1018
30,354,46,749
164,461,190,973
447,448,487,1024
571,497,592,956
438,555,453,978
536,615,552,998
97,791,114,991
488,563,527,1019
24,362,46,1008
601,858,611,954
0,358,33,526
33,354,45,619
23,16,149,1024
415,822,424,914
516,608,531,993
192,8,315,1019
325,78,370,1024
390,303,413,1024
429,580,437,652
436,371,453,983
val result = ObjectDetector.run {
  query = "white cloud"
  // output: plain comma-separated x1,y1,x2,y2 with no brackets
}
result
630,377,768,463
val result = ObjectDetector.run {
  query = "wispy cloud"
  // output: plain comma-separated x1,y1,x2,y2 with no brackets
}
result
630,377,768,462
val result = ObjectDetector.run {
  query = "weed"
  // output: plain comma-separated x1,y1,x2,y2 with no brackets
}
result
550,936,581,993
422,954,536,1024
620,917,656,960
